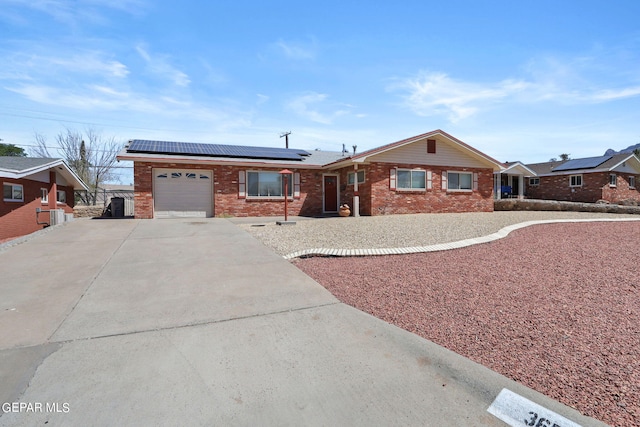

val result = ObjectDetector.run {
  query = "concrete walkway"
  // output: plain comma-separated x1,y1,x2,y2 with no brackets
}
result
0,219,607,426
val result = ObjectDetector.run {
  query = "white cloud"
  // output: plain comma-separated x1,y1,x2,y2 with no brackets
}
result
90,85,128,97
1,49,129,80
135,45,190,87
272,38,317,60
4,82,253,133
587,87,640,102
286,92,352,125
393,72,529,122
393,59,640,123
0,0,146,25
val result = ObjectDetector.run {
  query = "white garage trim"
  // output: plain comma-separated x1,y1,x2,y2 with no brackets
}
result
153,168,213,218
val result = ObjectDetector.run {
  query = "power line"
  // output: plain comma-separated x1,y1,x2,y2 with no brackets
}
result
0,110,220,134
15,142,126,153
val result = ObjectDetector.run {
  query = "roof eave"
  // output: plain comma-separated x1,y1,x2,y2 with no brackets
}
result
117,152,329,169
350,129,504,171
500,162,538,176
0,159,88,190
609,153,640,171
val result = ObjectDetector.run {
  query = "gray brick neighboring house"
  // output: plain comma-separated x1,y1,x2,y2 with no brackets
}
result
523,153,640,204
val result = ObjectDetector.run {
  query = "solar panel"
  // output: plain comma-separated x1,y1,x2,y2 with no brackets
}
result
553,155,613,172
127,140,310,161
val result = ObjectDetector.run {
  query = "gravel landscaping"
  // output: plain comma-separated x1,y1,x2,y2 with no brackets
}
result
293,221,640,427
240,211,640,257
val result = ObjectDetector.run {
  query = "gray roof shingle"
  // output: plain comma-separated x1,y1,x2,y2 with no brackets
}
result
0,157,59,172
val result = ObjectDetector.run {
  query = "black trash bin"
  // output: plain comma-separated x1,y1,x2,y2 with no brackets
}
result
111,197,125,217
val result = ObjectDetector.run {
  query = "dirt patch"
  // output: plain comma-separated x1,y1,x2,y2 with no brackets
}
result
294,222,639,427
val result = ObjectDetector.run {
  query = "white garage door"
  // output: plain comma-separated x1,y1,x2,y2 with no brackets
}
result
153,169,213,218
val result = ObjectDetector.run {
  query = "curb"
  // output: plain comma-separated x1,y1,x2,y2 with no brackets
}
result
283,218,640,260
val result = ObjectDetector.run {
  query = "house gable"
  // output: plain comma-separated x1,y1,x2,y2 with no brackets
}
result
609,154,640,174
343,130,503,171
366,136,490,169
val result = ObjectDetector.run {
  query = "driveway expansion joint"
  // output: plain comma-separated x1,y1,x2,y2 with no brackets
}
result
283,217,640,259
48,301,341,345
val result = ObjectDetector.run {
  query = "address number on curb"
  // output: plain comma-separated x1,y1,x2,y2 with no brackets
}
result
487,388,583,427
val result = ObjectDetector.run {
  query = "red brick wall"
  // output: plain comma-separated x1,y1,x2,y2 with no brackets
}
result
133,162,326,218
133,162,154,219
1,178,74,241
338,165,372,215
526,172,640,203
350,163,494,215
602,173,640,204
133,161,495,218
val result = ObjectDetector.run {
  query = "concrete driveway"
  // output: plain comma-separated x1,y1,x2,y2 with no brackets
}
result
0,219,606,426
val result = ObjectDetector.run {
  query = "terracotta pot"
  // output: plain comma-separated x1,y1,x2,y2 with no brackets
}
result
339,207,351,217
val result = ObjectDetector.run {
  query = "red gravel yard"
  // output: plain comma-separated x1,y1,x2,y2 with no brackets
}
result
294,221,640,427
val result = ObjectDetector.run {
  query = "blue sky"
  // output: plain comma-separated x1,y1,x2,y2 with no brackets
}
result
1,0,640,183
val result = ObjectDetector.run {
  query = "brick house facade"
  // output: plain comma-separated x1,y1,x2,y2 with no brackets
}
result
336,163,494,215
133,161,328,218
525,154,640,204
119,130,504,219
1,158,87,241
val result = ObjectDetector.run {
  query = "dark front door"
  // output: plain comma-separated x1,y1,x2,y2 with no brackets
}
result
511,176,519,197
324,175,338,212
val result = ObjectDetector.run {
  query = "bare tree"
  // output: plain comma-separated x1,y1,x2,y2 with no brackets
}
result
32,128,122,205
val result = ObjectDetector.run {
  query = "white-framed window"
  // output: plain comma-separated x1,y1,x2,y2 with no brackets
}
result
447,171,473,191
57,189,67,204
41,188,48,203
629,176,636,189
529,177,540,186
347,170,365,185
397,169,426,190
3,183,23,202
609,174,617,187
569,175,582,187
247,171,293,197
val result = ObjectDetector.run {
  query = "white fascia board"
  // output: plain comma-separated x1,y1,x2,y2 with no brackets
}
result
0,160,88,190
610,154,640,172
58,162,89,191
117,153,327,169
500,162,538,176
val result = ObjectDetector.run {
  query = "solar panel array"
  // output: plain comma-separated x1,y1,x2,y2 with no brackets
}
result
553,155,613,172
127,140,311,161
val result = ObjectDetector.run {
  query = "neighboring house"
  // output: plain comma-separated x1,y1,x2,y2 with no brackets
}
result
524,153,640,204
494,161,538,199
76,183,134,206
117,130,503,218
0,157,88,241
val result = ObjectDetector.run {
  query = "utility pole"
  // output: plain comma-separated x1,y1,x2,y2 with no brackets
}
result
280,131,291,149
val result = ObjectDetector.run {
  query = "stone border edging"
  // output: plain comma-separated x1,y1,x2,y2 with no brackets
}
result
283,218,640,260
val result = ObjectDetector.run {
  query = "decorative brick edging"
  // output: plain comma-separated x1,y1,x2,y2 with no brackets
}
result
283,218,640,259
